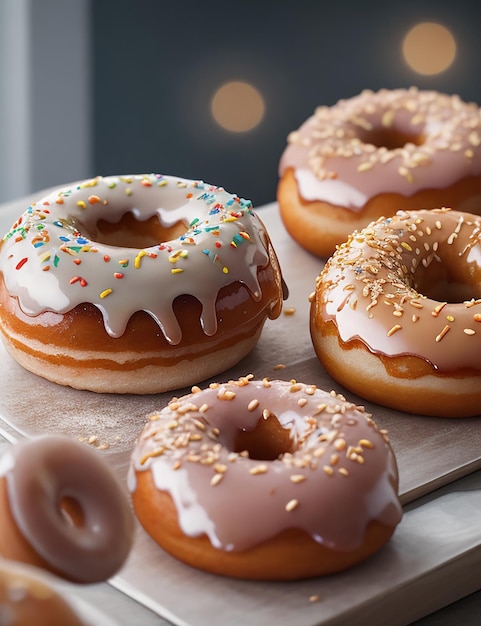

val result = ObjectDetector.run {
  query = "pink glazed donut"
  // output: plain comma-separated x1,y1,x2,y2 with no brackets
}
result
129,376,402,580
0,435,133,583
278,88,481,257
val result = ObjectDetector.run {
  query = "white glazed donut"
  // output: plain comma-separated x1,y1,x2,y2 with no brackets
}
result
0,174,285,393
278,88,481,257
129,376,402,580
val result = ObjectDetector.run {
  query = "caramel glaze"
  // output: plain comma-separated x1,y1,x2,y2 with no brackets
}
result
310,208,481,417
0,263,283,393
0,560,86,626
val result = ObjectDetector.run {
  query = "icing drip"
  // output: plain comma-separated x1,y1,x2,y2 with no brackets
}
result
280,88,481,210
0,174,273,344
313,208,481,371
129,378,402,552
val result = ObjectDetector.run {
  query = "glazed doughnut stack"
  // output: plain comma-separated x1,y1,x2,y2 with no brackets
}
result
129,376,402,580
0,174,285,394
278,88,481,257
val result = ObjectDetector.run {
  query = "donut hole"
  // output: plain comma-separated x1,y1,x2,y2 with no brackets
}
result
59,496,85,527
412,256,481,302
233,413,294,460
356,126,425,150
78,212,188,248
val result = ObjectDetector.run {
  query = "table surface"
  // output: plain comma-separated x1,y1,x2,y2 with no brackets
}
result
1,188,481,625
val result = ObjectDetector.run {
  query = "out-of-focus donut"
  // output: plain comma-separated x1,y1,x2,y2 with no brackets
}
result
0,435,133,583
0,559,87,626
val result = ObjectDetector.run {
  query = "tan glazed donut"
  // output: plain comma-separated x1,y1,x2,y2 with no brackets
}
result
0,435,134,583
0,174,285,394
310,208,481,417
129,376,402,580
0,560,87,626
278,88,481,257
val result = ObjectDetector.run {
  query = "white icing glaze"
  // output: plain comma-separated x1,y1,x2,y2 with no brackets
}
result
129,378,402,552
0,174,274,343
280,88,481,211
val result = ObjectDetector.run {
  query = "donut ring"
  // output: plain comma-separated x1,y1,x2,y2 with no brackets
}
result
0,174,285,393
0,435,134,583
129,377,402,580
0,560,86,626
278,88,481,257
310,208,481,417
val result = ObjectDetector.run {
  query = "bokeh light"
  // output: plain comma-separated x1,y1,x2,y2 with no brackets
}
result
402,22,456,75
211,81,265,133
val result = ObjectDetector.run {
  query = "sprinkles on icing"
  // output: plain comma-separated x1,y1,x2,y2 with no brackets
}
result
0,174,273,344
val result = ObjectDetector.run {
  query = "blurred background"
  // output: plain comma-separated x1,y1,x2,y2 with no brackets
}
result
1,0,481,206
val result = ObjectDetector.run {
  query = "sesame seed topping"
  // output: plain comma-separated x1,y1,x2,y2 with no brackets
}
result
435,324,450,342
285,499,299,512
290,474,306,483
210,473,224,487
250,464,268,475
218,389,236,400
387,324,402,336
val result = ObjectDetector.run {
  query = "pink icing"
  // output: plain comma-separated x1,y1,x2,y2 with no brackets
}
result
129,378,402,552
279,88,481,211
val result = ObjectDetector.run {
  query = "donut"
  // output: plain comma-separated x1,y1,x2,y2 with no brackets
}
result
129,376,402,580
310,208,481,418
0,435,134,583
0,174,285,394
278,87,481,257
0,560,86,626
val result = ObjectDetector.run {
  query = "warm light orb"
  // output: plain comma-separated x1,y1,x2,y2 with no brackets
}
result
402,22,456,75
211,81,265,132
